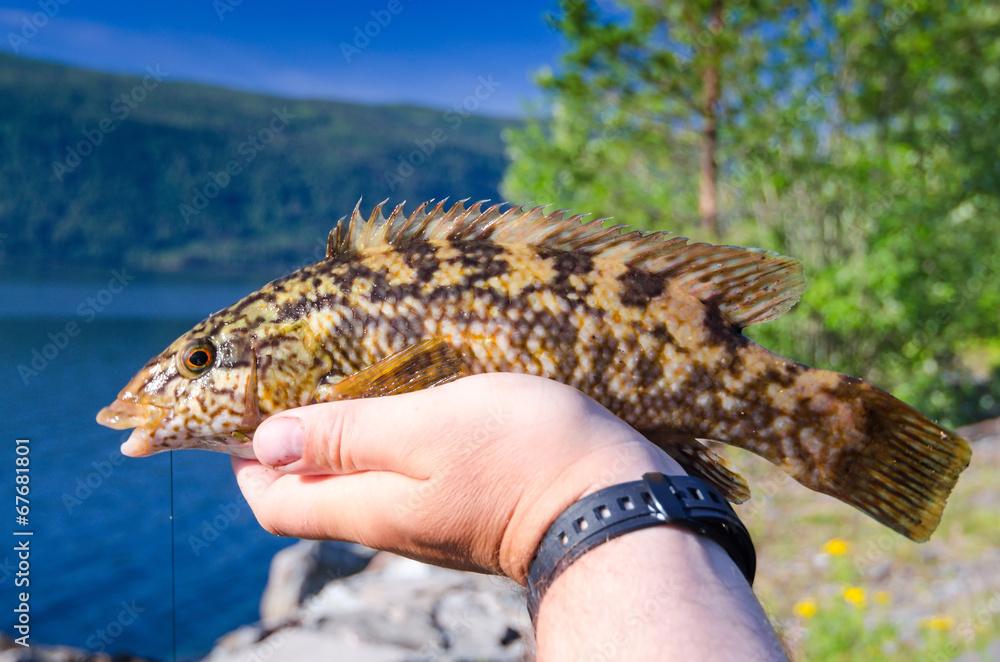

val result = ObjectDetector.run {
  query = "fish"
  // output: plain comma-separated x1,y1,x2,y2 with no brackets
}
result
97,200,972,542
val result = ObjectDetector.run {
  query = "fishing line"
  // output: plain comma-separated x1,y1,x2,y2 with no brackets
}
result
169,450,177,662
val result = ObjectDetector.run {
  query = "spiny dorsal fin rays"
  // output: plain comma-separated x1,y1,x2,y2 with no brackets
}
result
325,199,805,328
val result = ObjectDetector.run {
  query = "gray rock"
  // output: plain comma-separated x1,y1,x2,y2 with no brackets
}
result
0,636,151,662
259,540,377,627
434,583,529,660
207,554,532,662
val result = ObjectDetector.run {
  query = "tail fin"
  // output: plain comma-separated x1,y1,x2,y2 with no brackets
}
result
824,385,971,542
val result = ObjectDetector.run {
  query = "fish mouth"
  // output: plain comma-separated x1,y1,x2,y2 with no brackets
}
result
119,428,159,458
96,400,167,458
96,399,165,429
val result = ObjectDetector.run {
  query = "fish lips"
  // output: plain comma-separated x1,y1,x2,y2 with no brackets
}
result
96,399,166,458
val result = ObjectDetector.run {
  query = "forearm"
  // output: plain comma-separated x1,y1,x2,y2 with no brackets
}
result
535,525,786,662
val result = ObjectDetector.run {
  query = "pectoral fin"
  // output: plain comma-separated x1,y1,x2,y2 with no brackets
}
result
313,337,466,402
643,429,751,504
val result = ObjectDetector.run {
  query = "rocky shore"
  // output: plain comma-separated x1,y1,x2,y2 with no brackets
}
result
205,541,533,662
0,543,530,662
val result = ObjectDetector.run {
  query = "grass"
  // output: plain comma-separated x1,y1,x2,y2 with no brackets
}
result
727,432,1000,660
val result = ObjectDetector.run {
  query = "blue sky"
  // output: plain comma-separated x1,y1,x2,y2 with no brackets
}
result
0,0,566,115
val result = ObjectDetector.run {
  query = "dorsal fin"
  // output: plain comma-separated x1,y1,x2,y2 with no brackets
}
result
326,200,804,327
653,242,804,327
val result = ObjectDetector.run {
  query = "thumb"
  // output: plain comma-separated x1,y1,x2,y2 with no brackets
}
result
252,415,307,469
252,390,446,477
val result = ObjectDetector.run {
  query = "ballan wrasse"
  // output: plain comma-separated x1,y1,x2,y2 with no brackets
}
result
97,200,972,541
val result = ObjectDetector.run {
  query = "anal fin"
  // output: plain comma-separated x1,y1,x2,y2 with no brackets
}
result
314,337,466,402
643,429,751,504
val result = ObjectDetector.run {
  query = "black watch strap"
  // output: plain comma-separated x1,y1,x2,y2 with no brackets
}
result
526,473,756,622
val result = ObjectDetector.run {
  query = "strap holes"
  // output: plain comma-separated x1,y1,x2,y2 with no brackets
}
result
618,496,634,511
594,505,611,520
710,492,721,503
558,532,569,546
574,517,589,533
689,487,705,500
641,492,654,507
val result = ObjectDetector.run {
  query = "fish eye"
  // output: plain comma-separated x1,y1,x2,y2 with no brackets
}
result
178,341,216,378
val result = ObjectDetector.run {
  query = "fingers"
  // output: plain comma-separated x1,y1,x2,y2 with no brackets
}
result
251,394,431,477
232,457,419,544
252,373,522,476
231,457,283,494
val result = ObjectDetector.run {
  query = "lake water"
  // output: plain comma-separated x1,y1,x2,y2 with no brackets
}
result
0,276,297,660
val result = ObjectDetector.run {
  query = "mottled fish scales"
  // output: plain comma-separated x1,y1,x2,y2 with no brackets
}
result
98,200,972,543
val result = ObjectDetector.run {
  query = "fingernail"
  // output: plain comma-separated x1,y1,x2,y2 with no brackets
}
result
255,416,304,467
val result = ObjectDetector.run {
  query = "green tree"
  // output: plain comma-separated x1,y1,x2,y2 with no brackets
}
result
505,0,808,237
504,0,1000,424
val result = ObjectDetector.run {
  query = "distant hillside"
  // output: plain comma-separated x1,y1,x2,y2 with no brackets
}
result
0,53,512,275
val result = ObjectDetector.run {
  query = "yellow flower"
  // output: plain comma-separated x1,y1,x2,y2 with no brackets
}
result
842,586,866,608
874,590,891,606
823,538,850,556
794,600,818,619
922,615,954,631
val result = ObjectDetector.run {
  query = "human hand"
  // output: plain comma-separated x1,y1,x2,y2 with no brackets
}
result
232,372,684,583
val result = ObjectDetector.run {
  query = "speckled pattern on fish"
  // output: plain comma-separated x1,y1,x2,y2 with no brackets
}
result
98,200,971,543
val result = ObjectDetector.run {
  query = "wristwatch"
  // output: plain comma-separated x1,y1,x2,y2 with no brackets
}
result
526,472,756,622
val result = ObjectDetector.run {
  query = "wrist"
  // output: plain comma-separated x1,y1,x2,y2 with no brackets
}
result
533,523,780,661
539,524,734,614
526,471,756,625
534,526,748,657
499,434,686,584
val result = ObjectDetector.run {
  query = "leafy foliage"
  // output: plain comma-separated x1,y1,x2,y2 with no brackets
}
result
503,0,1000,424
0,53,510,276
